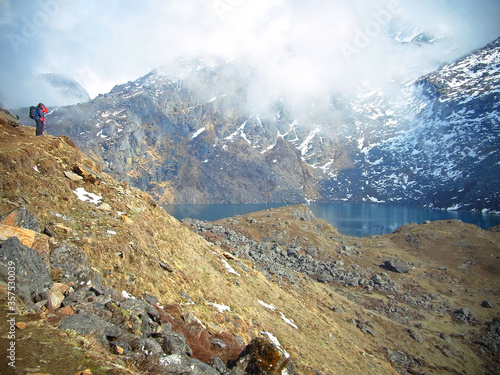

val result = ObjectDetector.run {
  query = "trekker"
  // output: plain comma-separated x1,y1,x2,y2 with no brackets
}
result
34,103,48,136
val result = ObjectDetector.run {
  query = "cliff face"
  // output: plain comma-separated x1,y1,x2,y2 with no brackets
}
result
14,38,500,210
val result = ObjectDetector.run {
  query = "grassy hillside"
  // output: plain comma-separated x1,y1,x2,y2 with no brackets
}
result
0,112,499,374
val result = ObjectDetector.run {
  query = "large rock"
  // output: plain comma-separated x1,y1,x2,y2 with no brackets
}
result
0,224,37,248
158,354,220,375
0,107,20,127
0,236,53,301
229,337,298,375
50,244,88,275
59,311,121,345
47,283,71,311
161,330,192,356
50,244,102,289
0,207,40,232
384,258,411,273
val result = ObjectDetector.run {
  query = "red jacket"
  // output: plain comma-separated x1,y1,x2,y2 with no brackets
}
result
35,105,48,120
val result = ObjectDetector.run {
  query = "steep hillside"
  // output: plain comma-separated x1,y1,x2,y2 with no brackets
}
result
1,110,499,374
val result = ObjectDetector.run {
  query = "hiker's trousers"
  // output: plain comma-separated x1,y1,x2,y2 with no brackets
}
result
35,119,44,136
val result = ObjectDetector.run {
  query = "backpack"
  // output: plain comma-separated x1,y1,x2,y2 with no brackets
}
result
29,106,37,119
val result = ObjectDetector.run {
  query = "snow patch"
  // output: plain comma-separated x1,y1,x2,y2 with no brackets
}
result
221,258,241,276
280,312,299,330
258,300,277,310
210,251,241,276
208,302,231,313
73,188,102,204
121,290,136,299
191,127,206,139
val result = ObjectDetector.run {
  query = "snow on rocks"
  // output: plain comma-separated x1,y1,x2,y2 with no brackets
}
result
73,187,102,204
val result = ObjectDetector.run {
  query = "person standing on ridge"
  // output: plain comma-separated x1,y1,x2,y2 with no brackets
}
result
34,102,48,136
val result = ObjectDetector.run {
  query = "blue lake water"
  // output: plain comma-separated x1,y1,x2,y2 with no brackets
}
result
162,203,500,237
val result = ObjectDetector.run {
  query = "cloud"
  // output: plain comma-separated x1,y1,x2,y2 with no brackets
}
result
0,0,499,109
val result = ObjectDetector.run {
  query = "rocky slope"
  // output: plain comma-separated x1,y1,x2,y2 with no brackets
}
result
12,37,500,210
1,109,499,374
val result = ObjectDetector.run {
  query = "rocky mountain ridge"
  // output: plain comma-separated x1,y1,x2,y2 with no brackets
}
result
355,37,500,211
13,37,500,211
1,109,499,374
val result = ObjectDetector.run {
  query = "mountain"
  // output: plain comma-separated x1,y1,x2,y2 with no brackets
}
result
14,37,500,210
1,113,499,374
355,37,500,211
38,73,91,106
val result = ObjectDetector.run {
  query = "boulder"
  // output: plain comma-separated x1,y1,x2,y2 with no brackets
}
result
182,311,206,339
229,337,298,375
481,300,496,309
158,354,220,375
161,330,192,356
0,207,41,232
317,272,334,283
73,164,101,184
0,224,37,248
59,311,121,345
0,236,53,301
120,298,161,322
47,283,71,311
384,258,411,273
64,170,84,181
50,244,89,283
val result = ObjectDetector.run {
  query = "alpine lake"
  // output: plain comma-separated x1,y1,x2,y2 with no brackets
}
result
162,202,500,237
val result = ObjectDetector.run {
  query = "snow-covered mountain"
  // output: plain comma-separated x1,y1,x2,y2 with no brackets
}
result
352,37,500,211
26,37,500,211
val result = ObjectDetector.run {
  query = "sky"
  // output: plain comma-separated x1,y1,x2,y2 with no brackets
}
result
1,0,500,109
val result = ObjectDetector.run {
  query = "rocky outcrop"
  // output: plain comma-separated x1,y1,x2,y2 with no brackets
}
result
0,236,53,302
182,211,398,293
0,107,20,128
